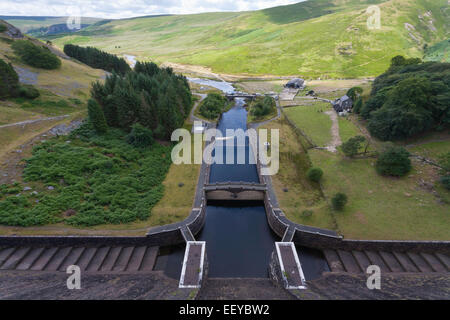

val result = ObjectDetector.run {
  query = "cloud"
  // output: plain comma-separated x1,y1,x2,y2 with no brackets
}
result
0,0,305,19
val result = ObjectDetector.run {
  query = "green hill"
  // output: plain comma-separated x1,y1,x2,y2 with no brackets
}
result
47,0,449,78
424,39,450,62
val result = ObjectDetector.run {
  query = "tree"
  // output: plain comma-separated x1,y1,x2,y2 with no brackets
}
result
341,135,367,158
126,123,154,147
376,146,411,177
307,167,323,182
332,193,348,211
0,58,20,99
64,44,130,75
12,40,61,70
199,93,227,120
368,77,434,141
87,99,108,134
346,86,363,102
353,97,363,114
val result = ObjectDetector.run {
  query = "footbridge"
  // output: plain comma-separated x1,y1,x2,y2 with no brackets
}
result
204,181,267,201
225,93,257,101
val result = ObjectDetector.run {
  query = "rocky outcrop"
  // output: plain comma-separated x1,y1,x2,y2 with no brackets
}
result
0,19,23,39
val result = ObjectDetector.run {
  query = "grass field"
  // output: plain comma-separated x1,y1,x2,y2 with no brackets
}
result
260,118,336,230
283,102,333,146
310,149,450,240
46,0,449,78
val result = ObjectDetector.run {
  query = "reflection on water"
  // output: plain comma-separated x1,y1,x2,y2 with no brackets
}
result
209,99,259,183
188,77,235,94
198,201,278,278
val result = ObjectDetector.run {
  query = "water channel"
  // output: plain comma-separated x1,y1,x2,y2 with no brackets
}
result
154,79,329,281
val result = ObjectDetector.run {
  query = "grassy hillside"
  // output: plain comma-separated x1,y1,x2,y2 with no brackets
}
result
424,38,450,62
0,24,105,161
47,0,449,77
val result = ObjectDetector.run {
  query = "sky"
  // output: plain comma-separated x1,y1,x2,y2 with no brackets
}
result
0,0,305,19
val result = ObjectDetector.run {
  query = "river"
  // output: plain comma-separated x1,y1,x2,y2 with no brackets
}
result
155,78,329,281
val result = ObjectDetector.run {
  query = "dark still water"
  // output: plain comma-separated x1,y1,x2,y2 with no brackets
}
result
209,99,259,183
197,202,278,278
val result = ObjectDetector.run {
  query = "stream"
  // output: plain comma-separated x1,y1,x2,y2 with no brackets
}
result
155,78,329,280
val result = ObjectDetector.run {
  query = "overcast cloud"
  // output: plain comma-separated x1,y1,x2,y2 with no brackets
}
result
0,0,305,19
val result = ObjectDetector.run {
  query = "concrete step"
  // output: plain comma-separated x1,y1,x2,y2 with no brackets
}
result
126,246,147,272
379,251,404,273
352,251,371,272
59,247,85,271
435,253,450,271
16,248,45,271
113,247,135,271
0,248,16,266
76,247,98,271
337,250,361,273
86,247,111,272
45,247,73,271
0,247,31,270
392,252,420,273
364,251,391,273
420,253,447,273
407,252,434,273
100,247,123,271
30,247,59,271
322,249,344,272
139,247,159,272
197,278,295,300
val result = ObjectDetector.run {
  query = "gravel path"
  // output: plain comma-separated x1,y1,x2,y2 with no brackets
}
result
323,110,341,153
13,66,39,85
0,115,70,129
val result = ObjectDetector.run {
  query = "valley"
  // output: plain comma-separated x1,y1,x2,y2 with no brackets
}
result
0,0,449,302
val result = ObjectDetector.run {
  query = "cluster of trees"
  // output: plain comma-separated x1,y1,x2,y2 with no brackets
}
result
354,56,450,141
12,40,61,70
0,58,20,99
64,44,131,75
0,58,40,100
199,93,227,119
250,96,276,118
90,61,192,140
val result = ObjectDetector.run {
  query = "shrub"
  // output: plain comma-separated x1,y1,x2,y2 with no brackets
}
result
306,167,323,182
126,123,154,147
87,99,108,134
19,85,40,99
364,58,450,140
0,24,6,33
376,146,411,177
0,128,172,227
64,44,130,75
331,193,348,211
341,135,366,158
301,210,313,218
346,86,363,102
12,40,61,70
0,58,20,99
440,175,450,190
250,96,276,118
353,97,363,114
199,93,227,119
